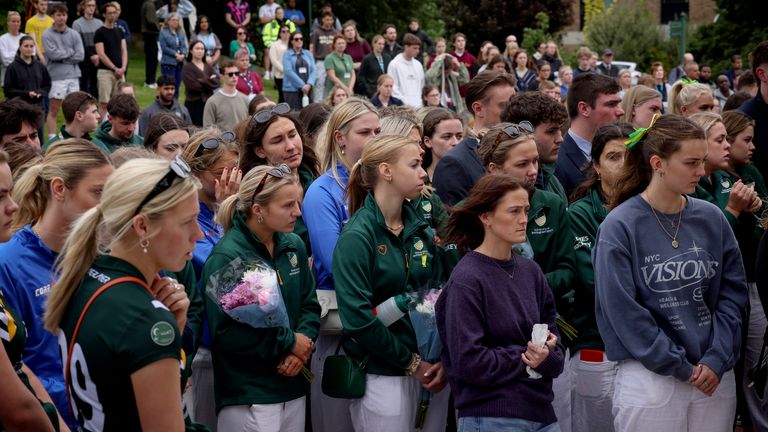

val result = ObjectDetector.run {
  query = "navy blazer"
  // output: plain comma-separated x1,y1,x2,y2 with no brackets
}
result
739,92,768,175
433,135,484,206
554,132,590,198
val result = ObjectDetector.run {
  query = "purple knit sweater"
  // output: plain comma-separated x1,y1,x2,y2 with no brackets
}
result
436,251,564,424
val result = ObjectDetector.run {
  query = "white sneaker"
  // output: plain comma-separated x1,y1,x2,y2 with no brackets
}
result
264,71,271,80
144,82,157,89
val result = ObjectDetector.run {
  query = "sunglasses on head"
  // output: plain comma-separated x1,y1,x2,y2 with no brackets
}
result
250,103,291,125
134,156,192,216
194,131,235,158
251,164,292,202
493,121,534,149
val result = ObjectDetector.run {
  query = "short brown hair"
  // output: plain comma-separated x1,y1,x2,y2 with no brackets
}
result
452,32,466,44
106,94,139,121
50,3,68,15
503,92,568,128
61,91,97,123
566,73,621,118
220,59,238,72
465,71,516,115
402,34,421,47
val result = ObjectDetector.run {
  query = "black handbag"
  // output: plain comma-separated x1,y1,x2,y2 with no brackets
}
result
321,340,368,399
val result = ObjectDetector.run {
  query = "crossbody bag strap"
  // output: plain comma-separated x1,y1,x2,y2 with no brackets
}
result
65,276,150,423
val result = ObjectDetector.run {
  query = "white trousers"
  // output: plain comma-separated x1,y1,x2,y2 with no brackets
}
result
217,397,305,432
612,360,736,432
349,374,449,432
314,60,327,101
551,349,572,432
570,351,616,432
189,347,217,432
743,282,768,431
310,335,354,432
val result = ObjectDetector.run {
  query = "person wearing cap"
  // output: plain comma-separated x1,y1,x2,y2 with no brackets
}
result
596,49,619,78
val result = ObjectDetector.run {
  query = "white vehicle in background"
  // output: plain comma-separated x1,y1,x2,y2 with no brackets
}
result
613,61,641,85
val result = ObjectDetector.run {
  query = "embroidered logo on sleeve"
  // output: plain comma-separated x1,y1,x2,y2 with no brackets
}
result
150,322,175,346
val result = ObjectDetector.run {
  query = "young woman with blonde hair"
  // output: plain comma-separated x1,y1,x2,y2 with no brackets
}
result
0,139,112,427
203,164,320,431
333,134,449,432
45,156,203,430
620,86,663,129
0,149,61,431
669,82,716,116
302,97,379,432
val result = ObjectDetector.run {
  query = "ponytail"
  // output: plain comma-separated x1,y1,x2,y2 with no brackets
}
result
346,159,367,216
216,194,239,233
11,164,46,231
44,206,103,331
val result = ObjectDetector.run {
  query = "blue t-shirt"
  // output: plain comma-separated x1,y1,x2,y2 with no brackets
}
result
302,164,349,291
0,225,70,424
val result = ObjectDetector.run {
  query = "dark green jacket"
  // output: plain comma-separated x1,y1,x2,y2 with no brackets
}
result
528,188,577,322
295,166,315,255
568,186,608,352
43,124,92,152
333,192,449,376
202,211,320,409
691,170,739,227
91,120,144,153
734,163,768,281
160,261,202,384
539,162,568,204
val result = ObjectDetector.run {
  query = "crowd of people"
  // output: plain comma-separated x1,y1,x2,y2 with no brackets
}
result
2,1,768,432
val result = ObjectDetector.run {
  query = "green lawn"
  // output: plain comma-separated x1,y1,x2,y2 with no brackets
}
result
1,46,280,136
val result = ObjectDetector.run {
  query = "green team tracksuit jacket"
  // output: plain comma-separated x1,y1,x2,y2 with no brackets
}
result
202,211,320,411
567,186,608,352
333,192,449,375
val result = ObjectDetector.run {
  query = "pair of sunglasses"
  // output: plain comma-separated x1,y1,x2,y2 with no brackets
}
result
493,121,534,150
194,131,236,157
251,164,292,202
134,156,192,216
250,103,291,125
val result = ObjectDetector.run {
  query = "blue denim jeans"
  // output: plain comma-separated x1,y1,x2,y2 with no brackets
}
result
458,416,561,432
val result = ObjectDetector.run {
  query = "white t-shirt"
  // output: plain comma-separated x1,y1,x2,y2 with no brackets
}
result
387,53,425,108
259,2,280,21
0,32,24,82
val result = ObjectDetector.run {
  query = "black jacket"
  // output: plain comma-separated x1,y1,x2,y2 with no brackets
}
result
2,55,51,106
554,132,589,198
596,62,619,78
357,52,391,97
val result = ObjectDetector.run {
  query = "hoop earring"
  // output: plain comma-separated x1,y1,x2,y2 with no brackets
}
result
140,237,150,254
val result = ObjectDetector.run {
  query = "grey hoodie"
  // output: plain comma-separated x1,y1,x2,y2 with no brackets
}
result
42,26,84,81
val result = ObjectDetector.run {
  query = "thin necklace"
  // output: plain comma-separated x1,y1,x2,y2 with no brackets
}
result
489,255,515,279
644,193,684,248
385,223,403,233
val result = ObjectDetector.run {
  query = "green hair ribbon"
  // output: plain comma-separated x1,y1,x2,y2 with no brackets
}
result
624,113,661,149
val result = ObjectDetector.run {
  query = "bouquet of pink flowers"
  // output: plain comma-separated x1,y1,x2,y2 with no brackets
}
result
206,257,289,329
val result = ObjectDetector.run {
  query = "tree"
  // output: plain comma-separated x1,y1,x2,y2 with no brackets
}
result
436,0,572,53
521,12,554,55
690,0,768,74
585,0,676,71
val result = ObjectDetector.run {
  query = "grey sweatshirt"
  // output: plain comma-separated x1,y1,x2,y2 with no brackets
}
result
593,195,747,381
72,16,103,58
42,26,84,80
